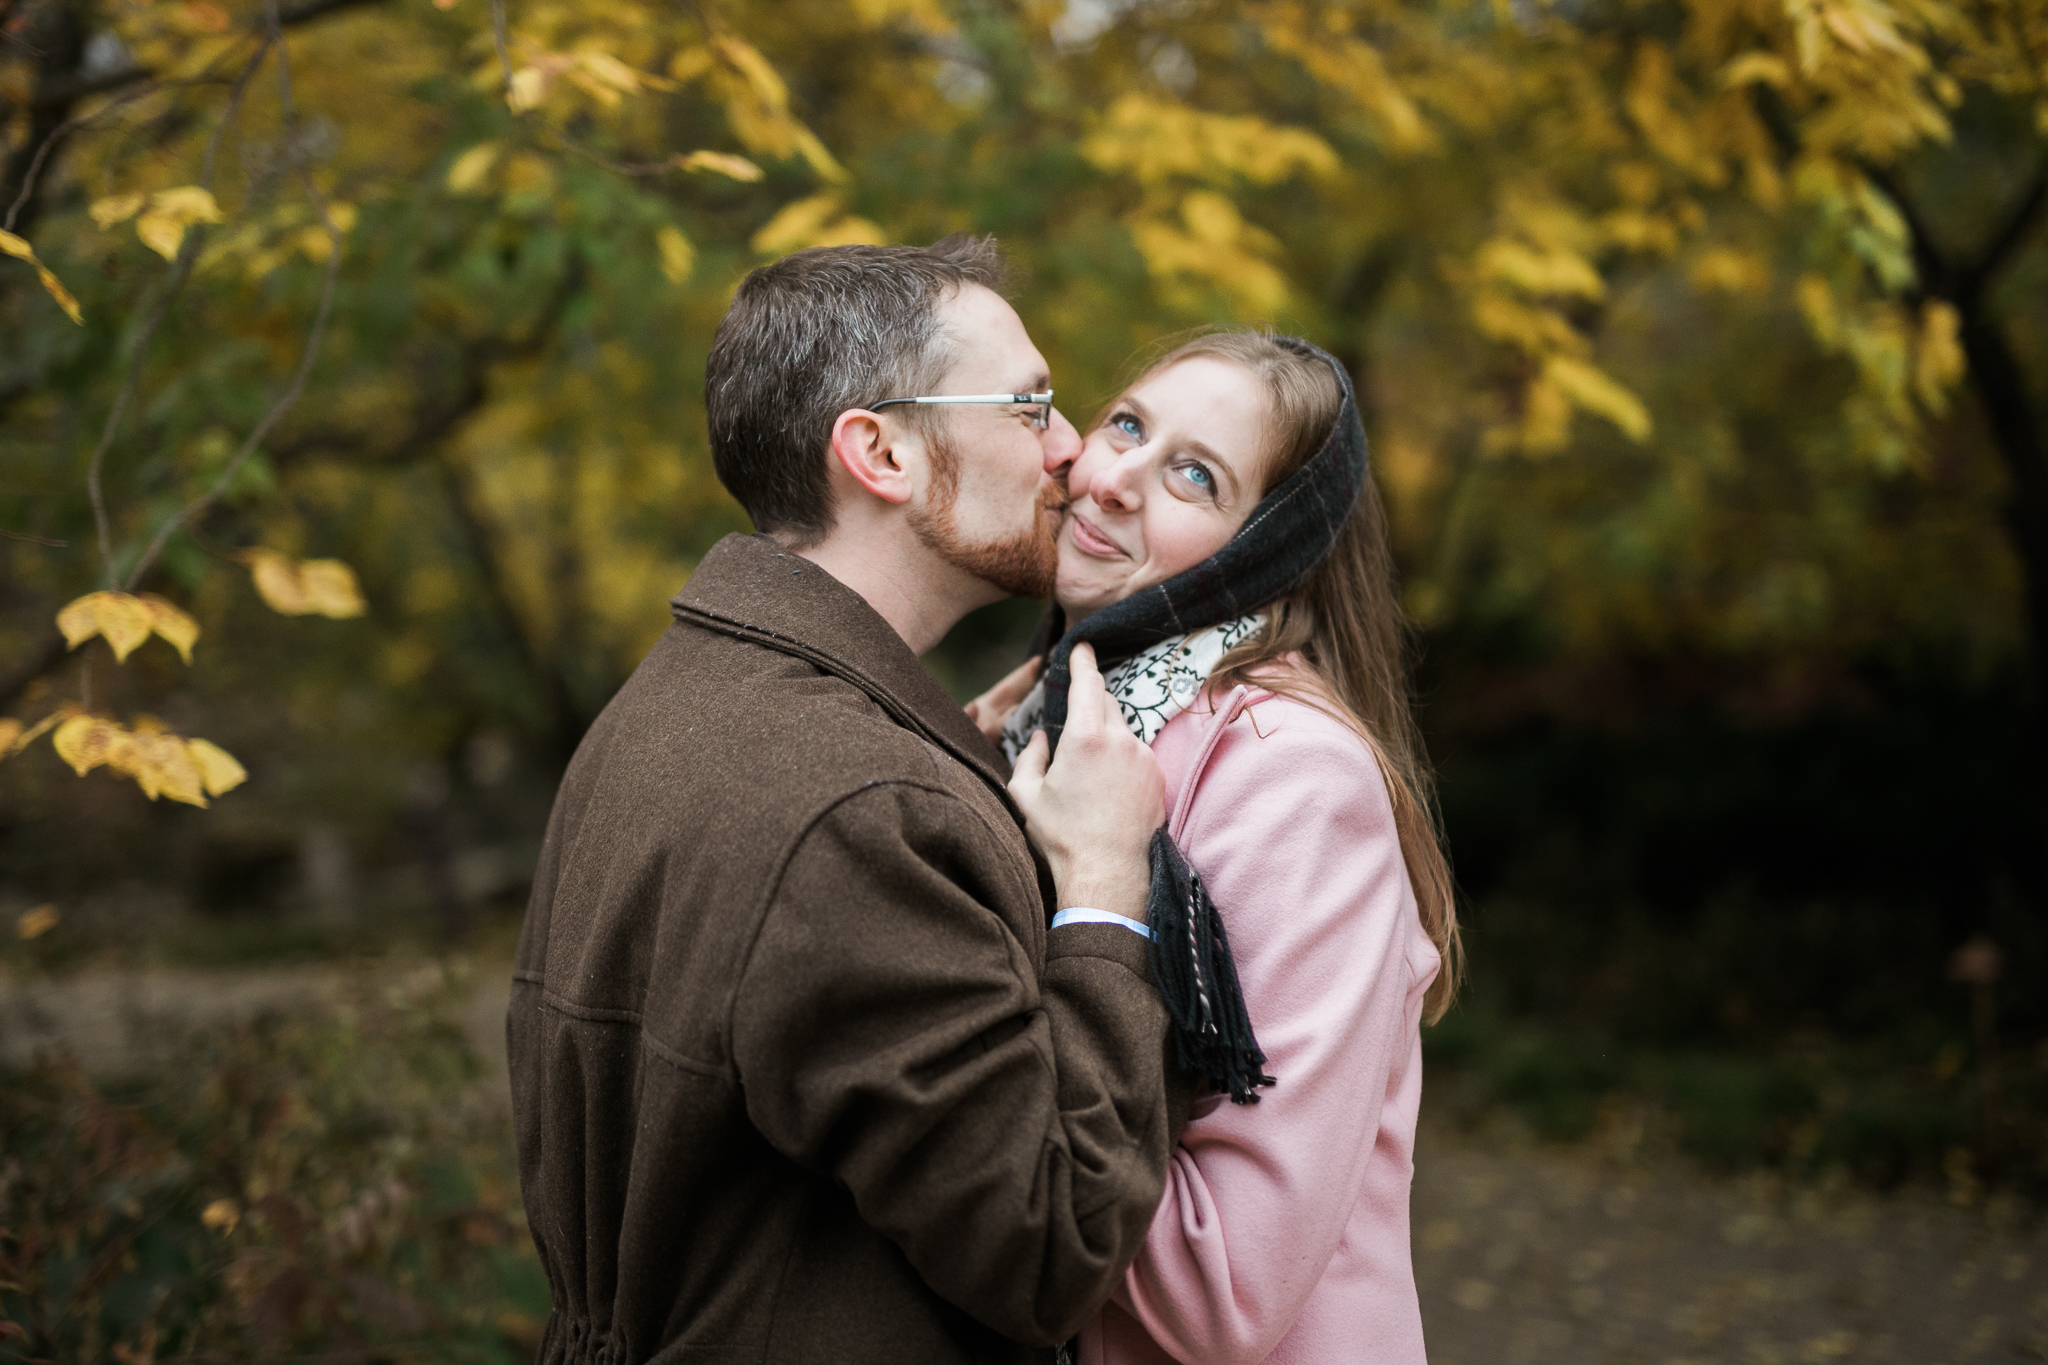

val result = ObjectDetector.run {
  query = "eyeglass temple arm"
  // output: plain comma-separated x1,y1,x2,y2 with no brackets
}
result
869,392,1051,409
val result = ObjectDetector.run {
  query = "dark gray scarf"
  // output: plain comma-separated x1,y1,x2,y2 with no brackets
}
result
1031,336,1367,1103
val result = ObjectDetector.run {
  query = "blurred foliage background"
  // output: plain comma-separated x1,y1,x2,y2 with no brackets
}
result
3,0,2047,1350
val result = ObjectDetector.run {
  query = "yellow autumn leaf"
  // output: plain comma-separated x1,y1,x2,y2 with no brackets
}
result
89,192,148,228
1476,239,1607,300
17,905,58,940
139,593,201,663
790,127,848,184
677,150,765,182
1080,95,1338,187
55,595,99,649
669,47,714,82
248,549,307,613
1545,356,1654,441
848,0,954,30
751,195,841,254
1914,300,1965,409
447,142,500,194
576,51,644,96
713,35,790,110
136,186,224,260
1691,247,1769,294
53,714,124,776
656,226,696,284
1720,52,1791,89
201,1198,240,1232
135,208,193,259
1127,215,1290,314
508,67,549,112
152,186,222,218
187,738,248,797
129,728,208,805
55,590,156,662
1796,273,1839,346
1180,190,1243,246
299,560,367,618
0,228,83,325
247,550,367,618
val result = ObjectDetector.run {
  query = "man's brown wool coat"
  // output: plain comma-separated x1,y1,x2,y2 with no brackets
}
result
508,533,1192,1365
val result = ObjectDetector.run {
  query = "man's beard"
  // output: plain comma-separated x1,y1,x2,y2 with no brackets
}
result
908,429,1066,599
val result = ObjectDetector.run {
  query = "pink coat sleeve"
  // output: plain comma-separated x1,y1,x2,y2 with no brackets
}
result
1112,695,1429,1365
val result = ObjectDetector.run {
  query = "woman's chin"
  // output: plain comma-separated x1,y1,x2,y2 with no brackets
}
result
1051,583,1098,624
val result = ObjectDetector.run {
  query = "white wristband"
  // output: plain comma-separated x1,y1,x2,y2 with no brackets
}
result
1050,906,1152,940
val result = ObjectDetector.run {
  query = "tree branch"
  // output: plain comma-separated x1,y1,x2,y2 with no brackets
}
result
121,0,343,589
1961,162,2048,298
26,0,388,112
1865,164,2048,715
81,34,274,587
2,0,87,239
1861,164,1953,295
268,258,586,468
3,80,159,233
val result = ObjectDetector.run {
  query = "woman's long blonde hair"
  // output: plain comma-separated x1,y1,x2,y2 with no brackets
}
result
1115,331,1463,1021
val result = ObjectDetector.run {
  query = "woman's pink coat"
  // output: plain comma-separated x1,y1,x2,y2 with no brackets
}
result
1077,678,1440,1365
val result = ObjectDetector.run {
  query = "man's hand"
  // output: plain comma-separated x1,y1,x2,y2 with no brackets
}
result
1007,643,1162,924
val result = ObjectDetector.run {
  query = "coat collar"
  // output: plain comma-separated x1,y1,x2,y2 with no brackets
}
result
671,533,1012,794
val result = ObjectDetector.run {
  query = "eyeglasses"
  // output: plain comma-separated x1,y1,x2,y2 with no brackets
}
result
869,390,1054,431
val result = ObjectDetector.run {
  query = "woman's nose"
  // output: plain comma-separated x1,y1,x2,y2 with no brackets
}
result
1087,449,1142,512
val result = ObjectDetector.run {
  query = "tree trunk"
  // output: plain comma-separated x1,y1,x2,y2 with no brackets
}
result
1872,163,2048,700
1958,306,2048,701
2,0,90,240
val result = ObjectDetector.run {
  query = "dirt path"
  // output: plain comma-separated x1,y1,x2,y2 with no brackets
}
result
0,957,514,1078
5,961,2041,1363
1413,1123,2045,1364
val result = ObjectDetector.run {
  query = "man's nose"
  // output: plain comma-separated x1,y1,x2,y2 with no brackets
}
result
1042,407,1083,481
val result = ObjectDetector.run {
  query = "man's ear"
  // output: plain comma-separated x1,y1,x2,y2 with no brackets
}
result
829,409,914,506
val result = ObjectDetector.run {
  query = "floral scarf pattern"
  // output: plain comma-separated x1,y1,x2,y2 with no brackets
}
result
1001,613,1266,762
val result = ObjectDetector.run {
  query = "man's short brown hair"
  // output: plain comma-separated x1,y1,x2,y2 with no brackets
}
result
705,235,1006,544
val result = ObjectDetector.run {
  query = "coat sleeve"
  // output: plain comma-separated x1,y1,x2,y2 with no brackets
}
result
729,780,1189,1347
1112,702,1429,1365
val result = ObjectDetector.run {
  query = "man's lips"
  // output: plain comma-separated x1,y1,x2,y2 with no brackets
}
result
1068,513,1124,559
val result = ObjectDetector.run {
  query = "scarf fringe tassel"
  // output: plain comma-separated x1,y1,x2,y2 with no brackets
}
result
1146,829,1275,1105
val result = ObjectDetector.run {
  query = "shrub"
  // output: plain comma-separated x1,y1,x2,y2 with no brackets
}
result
0,968,546,1364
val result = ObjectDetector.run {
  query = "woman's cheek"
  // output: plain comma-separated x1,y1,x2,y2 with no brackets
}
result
1148,510,1213,582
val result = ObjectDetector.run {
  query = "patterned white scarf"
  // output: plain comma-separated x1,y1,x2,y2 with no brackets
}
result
1000,614,1266,763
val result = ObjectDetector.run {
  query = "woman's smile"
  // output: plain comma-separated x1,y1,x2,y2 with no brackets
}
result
1067,512,1126,559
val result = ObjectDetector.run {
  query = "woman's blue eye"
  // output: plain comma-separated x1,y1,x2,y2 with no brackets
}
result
1179,463,1216,494
1113,413,1143,439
